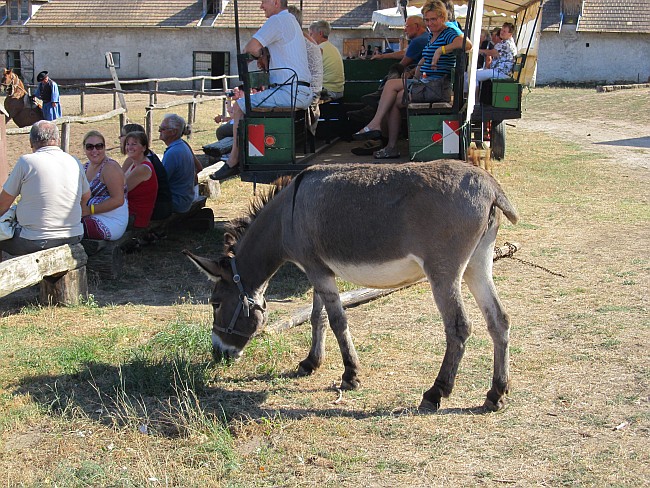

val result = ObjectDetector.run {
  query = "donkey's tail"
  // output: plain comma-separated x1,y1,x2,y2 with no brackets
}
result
494,188,519,225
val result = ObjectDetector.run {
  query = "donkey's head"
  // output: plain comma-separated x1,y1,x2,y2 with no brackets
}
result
183,250,267,361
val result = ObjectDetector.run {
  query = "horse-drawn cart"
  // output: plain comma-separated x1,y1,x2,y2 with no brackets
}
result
225,0,542,184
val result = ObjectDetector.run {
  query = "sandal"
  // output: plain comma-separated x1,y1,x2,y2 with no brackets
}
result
374,147,400,159
352,127,382,141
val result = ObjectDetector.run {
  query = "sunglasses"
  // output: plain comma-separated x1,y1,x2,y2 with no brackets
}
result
85,143,105,151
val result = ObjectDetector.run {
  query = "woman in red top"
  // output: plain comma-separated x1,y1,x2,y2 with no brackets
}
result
121,131,158,228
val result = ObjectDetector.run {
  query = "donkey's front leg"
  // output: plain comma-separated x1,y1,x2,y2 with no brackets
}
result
314,277,361,390
298,292,327,376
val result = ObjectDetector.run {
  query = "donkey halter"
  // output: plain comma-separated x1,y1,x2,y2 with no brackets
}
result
213,257,266,339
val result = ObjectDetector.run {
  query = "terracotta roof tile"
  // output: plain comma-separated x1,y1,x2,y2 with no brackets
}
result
542,0,650,34
26,0,204,28
579,0,650,33
214,0,377,29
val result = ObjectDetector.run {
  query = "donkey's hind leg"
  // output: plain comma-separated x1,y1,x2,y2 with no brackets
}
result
420,272,472,411
298,292,328,376
463,218,511,411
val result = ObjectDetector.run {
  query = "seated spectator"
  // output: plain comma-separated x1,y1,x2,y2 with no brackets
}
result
477,29,494,69
81,130,129,241
370,16,429,72
0,121,89,261
491,27,501,51
122,131,158,228
288,5,324,135
349,15,428,154
475,22,517,83
351,0,471,159
210,0,312,181
159,114,197,213
120,123,172,221
308,20,345,100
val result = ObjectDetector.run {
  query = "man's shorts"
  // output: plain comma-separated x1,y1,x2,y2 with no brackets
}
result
236,85,313,113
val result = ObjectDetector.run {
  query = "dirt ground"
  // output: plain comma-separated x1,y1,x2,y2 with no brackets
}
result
517,87,650,170
1,87,648,486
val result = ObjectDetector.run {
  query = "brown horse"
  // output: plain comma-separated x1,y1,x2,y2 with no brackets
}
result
1,68,43,128
185,161,519,412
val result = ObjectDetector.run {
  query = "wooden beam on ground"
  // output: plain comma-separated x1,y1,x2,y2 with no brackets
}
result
266,242,521,333
0,243,88,305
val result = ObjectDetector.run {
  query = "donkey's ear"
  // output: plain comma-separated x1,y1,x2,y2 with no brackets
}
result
223,232,237,253
183,250,227,283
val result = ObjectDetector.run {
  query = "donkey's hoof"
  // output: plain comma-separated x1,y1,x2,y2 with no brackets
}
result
297,359,317,376
483,396,507,412
418,398,440,412
340,378,360,390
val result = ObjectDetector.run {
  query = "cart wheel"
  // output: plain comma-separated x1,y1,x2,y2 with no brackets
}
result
491,120,506,160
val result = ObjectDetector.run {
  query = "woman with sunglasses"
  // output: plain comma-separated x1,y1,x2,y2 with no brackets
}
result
81,130,128,241
351,0,470,159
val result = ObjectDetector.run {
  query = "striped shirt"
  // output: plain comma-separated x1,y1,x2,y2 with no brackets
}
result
420,23,463,80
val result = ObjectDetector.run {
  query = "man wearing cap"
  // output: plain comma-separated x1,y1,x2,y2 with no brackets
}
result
34,71,62,121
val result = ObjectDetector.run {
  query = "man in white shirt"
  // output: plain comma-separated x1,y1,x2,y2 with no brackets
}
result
0,120,90,260
211,0,312,181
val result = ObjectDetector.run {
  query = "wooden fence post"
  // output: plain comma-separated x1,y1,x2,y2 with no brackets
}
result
187,102,194,135
113,91,118,110
60,122,71,153
201,77,206,94
153,81,159,104
145,108,153,143
80,88,86,115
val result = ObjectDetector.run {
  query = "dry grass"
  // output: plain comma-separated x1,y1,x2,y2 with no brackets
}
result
1,87,648,486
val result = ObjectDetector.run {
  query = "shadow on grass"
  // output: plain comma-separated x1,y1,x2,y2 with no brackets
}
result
12,356,493,434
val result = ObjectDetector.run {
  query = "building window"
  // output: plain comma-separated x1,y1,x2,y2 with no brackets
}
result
8,0,29,24
105,52,121,69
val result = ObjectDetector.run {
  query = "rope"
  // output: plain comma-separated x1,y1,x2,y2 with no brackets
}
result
496,242,566,278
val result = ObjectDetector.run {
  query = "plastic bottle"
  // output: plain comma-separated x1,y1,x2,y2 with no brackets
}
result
421,72,429,83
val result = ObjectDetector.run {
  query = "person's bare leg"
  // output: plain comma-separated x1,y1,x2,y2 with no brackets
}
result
360,78,404,132
224,104,244,168
385,99,403,150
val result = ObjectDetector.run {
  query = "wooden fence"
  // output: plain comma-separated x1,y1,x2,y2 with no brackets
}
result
2,73,239,154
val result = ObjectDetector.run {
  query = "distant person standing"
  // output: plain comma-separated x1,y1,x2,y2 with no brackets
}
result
309,20,345,100
34,71,62,120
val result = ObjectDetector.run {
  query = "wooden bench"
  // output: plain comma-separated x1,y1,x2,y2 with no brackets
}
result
81,196,214,280
0,243,88,306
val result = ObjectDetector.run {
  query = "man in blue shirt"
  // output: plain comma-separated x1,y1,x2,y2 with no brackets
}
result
159,114,195,214
370,16,429,73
